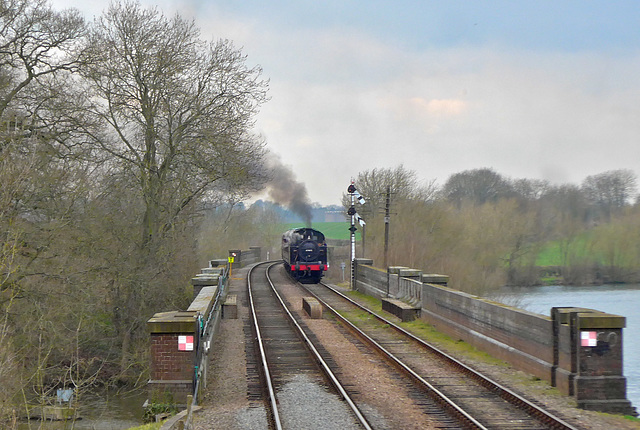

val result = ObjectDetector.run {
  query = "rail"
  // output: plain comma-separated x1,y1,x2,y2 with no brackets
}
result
247,262,372,429
310,281,579,430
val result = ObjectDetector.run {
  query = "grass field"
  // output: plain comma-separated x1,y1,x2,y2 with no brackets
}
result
535,233,600,266
283,222,360,241
285,223,600,268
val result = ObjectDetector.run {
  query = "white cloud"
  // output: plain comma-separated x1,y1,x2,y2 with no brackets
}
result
253,38,640,203
48,0,640,205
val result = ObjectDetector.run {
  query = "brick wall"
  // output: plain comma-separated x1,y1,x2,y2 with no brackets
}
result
150,333,195,381
147,311,198,404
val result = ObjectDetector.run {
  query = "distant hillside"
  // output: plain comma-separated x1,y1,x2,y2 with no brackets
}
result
283,222,361,241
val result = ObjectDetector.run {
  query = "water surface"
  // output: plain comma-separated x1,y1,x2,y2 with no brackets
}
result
493,283,640,411
19,389,146,430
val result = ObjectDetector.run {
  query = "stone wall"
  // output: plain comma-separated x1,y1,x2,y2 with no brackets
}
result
353,259,387,297
421,282,554,381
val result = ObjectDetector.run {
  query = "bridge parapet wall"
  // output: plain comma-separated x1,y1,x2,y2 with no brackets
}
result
354,259,386,298
397,270,422,306
421,282,554,381
352,259,635,415
147,261,229,406
227,247,262,270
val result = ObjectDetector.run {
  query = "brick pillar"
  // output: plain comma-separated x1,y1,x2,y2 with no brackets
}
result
147,311,198,405
569,310,635,415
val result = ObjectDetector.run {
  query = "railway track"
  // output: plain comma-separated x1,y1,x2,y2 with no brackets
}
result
298,279,582,430
248,261,583,429
247,262,371,429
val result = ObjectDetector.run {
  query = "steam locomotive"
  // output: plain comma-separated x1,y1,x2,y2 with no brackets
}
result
281,228,328,283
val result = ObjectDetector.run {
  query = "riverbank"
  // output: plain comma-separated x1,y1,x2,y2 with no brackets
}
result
510,264,640,287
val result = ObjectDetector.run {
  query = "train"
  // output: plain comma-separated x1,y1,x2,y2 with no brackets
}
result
281,227,328,283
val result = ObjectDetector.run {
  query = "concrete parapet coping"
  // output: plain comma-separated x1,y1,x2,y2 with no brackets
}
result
427,283,552,320
355,258,374,265
421,273,450,284
147,311,197,333
361,264,387,274
553,307,626,328
148,379,193,385
209,259,228,267
398,268,421,278
576,312,626,329
552,307,594,324
200,267,223,275
188,286,218,315
190,275,219,286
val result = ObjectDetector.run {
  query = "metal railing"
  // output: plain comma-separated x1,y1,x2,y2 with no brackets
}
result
185,264,229,429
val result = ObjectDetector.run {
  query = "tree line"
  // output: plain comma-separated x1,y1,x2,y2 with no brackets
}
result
344,165,640,294
0,0,268,420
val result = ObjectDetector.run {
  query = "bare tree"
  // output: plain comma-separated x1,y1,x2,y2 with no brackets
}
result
441,168,514,207
511,178,551,201
342,165,436,218
581,169,637,221
0,0,86,121
81,0,269,245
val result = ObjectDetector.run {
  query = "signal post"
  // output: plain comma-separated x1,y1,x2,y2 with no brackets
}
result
347,182,365,289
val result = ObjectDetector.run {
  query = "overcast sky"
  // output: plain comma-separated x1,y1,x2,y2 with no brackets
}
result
51,0,640,205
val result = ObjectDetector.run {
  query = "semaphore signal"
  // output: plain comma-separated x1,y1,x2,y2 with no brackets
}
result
347,181,366,288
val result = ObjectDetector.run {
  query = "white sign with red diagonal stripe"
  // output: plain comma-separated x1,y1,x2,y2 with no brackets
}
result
178,335,194,351
581,331,597,347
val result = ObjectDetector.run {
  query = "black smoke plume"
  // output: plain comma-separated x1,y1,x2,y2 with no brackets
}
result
265,154,313,226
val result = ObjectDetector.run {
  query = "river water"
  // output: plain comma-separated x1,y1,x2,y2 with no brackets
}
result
491,283,640,411
18,389,146,430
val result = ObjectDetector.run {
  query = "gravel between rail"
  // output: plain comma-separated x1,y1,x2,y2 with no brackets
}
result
192,266,640,430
